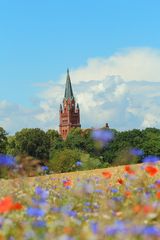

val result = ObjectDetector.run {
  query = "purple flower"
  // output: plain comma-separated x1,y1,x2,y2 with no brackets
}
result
41,166,49,171
66,210,77,217
105,221,126,236
112,196,123,202
111,188,118,193
0,154,16,166
35,187,49,199
95,189,103,194
155,179,160,185
32,197,47,206
142,226,160,236
0,217,4,228
76,161,82,166
91,129,114,144
32,220,46,228
130,148,144,156
26,207,45,217
84,202,91,206
142,155,159,163
90,221,99,234
52,207,60,213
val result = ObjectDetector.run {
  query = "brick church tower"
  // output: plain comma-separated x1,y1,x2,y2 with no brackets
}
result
59,69,81,139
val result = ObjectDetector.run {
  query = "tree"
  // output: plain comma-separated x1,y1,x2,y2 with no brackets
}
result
0,127,8,154
65,128,95,154
6,136,17,156
14,128,50,161
49,148,80,173
80,152,102,170
46,129,64,158
141,128,160,156
101,129,143,165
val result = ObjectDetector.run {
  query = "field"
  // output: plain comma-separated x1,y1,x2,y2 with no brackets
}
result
0,162,160,240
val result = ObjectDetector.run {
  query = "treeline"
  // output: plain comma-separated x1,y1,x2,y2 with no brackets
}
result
0,126,160,176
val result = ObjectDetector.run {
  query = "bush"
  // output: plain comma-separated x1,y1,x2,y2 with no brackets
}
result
80,153,102,170
49,149,80,173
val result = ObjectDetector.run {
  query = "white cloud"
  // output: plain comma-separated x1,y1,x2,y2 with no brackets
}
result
1,47,160,134
60,48,160,83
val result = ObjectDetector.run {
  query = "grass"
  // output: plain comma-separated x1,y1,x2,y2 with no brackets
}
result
0,163,160,239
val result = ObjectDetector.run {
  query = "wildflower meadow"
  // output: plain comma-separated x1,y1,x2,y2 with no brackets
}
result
0,154,160,239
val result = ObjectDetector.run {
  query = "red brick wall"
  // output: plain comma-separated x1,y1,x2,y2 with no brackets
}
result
59,98,81,139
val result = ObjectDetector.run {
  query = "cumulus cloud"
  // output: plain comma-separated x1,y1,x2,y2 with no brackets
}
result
60,48,160,83
1,47,160,134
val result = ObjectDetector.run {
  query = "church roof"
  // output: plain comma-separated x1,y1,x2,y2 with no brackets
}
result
64,69,74,100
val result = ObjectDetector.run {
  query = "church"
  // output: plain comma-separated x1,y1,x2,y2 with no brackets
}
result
59,70,81,139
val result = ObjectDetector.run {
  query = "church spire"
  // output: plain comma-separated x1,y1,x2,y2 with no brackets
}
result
64,69,74,100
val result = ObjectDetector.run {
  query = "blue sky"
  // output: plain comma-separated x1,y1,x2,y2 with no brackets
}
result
0,0,160,133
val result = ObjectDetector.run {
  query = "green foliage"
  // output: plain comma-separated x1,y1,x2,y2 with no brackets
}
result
14,128,50,161
49,148,80,173
141,128,160,156
113,148,139,166
80,153,102,170
46,129,64,158
2,126,160,174
65,127,95,154
6,136,17,156
0,127,8,153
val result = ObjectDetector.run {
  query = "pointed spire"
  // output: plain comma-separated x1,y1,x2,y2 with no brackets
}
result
77,103,79,109
64,69,74,99
59,104,62,112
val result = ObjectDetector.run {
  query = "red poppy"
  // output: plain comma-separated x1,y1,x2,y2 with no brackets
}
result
63,179,72,187
145,165,158,176
156,192,160,200
63,227,72,234
133,204,153,214
0,196,23,214
124,191,132,198
102,171,112,179
11,202,23,210
124,165,135,175
117,178,124,185
143,205,153,214
155,181,160,188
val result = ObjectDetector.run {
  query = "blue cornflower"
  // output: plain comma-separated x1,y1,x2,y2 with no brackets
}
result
105,221,126,236
130,148,144,156
95,189,103,193
0,154,16,166
35,186,49,199
66,210,77,218
142,155,159,163
0,217,4,228
91,129,114,144
32,197,47,206
41,166,49,171
84,202,91,206
76,161,82,166
26,207,45,217
110,188,118,193
32,220,46,228
52,207,60,213
142,226,160,236
112,196,123,202
90,221,99,234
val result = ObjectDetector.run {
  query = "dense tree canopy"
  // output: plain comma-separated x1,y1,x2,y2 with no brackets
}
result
1,126,160,174
14,128,50,160
0,127,8,154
